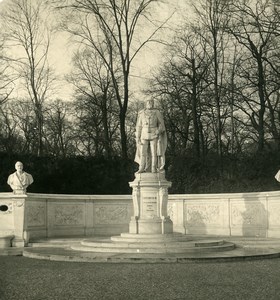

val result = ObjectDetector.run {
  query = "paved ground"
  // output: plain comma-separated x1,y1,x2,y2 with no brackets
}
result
1,255,280,300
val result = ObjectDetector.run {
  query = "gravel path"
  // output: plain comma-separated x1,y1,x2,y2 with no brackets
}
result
1,256,280,300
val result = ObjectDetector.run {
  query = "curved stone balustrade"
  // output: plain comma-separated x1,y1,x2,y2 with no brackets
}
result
169,190,280,238
1,190,280,248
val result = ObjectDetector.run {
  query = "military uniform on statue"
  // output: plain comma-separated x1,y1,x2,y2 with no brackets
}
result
129,99,172,234
134,99,167,173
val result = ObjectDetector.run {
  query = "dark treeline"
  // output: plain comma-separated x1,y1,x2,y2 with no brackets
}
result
0,0,279,194
0,153,135,194
0,152,279,194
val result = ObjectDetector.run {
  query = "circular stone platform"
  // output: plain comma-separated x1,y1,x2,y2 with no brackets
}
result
71,234,235,254
20,236,280,263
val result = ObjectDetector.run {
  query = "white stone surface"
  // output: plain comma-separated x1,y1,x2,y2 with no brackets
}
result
1,190,280,247
129,172,172,234
7,161,33,194
134,100,167,173
169,192,276,238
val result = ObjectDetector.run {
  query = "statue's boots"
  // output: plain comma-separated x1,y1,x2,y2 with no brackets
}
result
137,156,146,173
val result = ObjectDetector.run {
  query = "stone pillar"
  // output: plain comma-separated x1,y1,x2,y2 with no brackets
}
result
129,172,173,234
12,195,29,247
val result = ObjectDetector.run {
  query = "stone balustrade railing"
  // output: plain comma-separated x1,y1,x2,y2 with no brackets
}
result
169,191,280,238
0,190,280,247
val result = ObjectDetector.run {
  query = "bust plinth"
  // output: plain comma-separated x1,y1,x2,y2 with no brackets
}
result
129,172,173,234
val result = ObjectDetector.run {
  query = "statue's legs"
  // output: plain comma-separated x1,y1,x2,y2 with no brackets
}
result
150,139,157,173
138,141,149,173
137,139,158,173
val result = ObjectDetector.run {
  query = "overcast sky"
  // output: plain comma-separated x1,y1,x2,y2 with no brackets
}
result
0,0,191,101
49,0,190,100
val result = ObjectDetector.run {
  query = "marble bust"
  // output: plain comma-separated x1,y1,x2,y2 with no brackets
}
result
134,99,167,173
7,161,34,194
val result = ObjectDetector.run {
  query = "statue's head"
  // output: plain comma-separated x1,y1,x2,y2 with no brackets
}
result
145,99,154,109
15,161,24,172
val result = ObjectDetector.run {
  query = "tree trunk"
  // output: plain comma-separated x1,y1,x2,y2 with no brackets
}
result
101,92,112,158
191,58,200,158
119,108,128,160
256,56,266,152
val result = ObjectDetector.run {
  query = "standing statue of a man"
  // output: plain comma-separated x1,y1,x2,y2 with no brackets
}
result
135,99,167,173
7,161,34,194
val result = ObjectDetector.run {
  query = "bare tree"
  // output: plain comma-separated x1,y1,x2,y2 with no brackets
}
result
226,43,243,155
2,100,38,154
192,0,232,163
227,0,280,151
68,48,119,157
0,105,20,153
149,61,192,156
73,93,120,157
1,0,56,156
48,0,170,159
0,40,14,105
148,27,212,158
44,100,76,157
173,31,211,158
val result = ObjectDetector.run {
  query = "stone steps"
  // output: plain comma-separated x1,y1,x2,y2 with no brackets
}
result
71,237,235,254
21,236,280,263
28,237,86,248
111,233,190,243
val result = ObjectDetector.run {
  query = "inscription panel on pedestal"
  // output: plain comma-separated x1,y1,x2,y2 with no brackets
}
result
142,194,157,218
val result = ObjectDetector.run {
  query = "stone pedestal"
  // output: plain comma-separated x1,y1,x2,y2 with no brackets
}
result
129,172,173,234
0,194,29,247
12,195,29,247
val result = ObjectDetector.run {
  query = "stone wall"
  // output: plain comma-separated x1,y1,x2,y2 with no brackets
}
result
0,190,280,244
25,194,133,240
169,191,280,238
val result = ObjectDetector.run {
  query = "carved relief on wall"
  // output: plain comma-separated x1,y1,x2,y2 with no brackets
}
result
95,205,129,224
185,204,221,226
27,204,46,227
231,202,266,226
50,204,85,226
268,203,280,226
